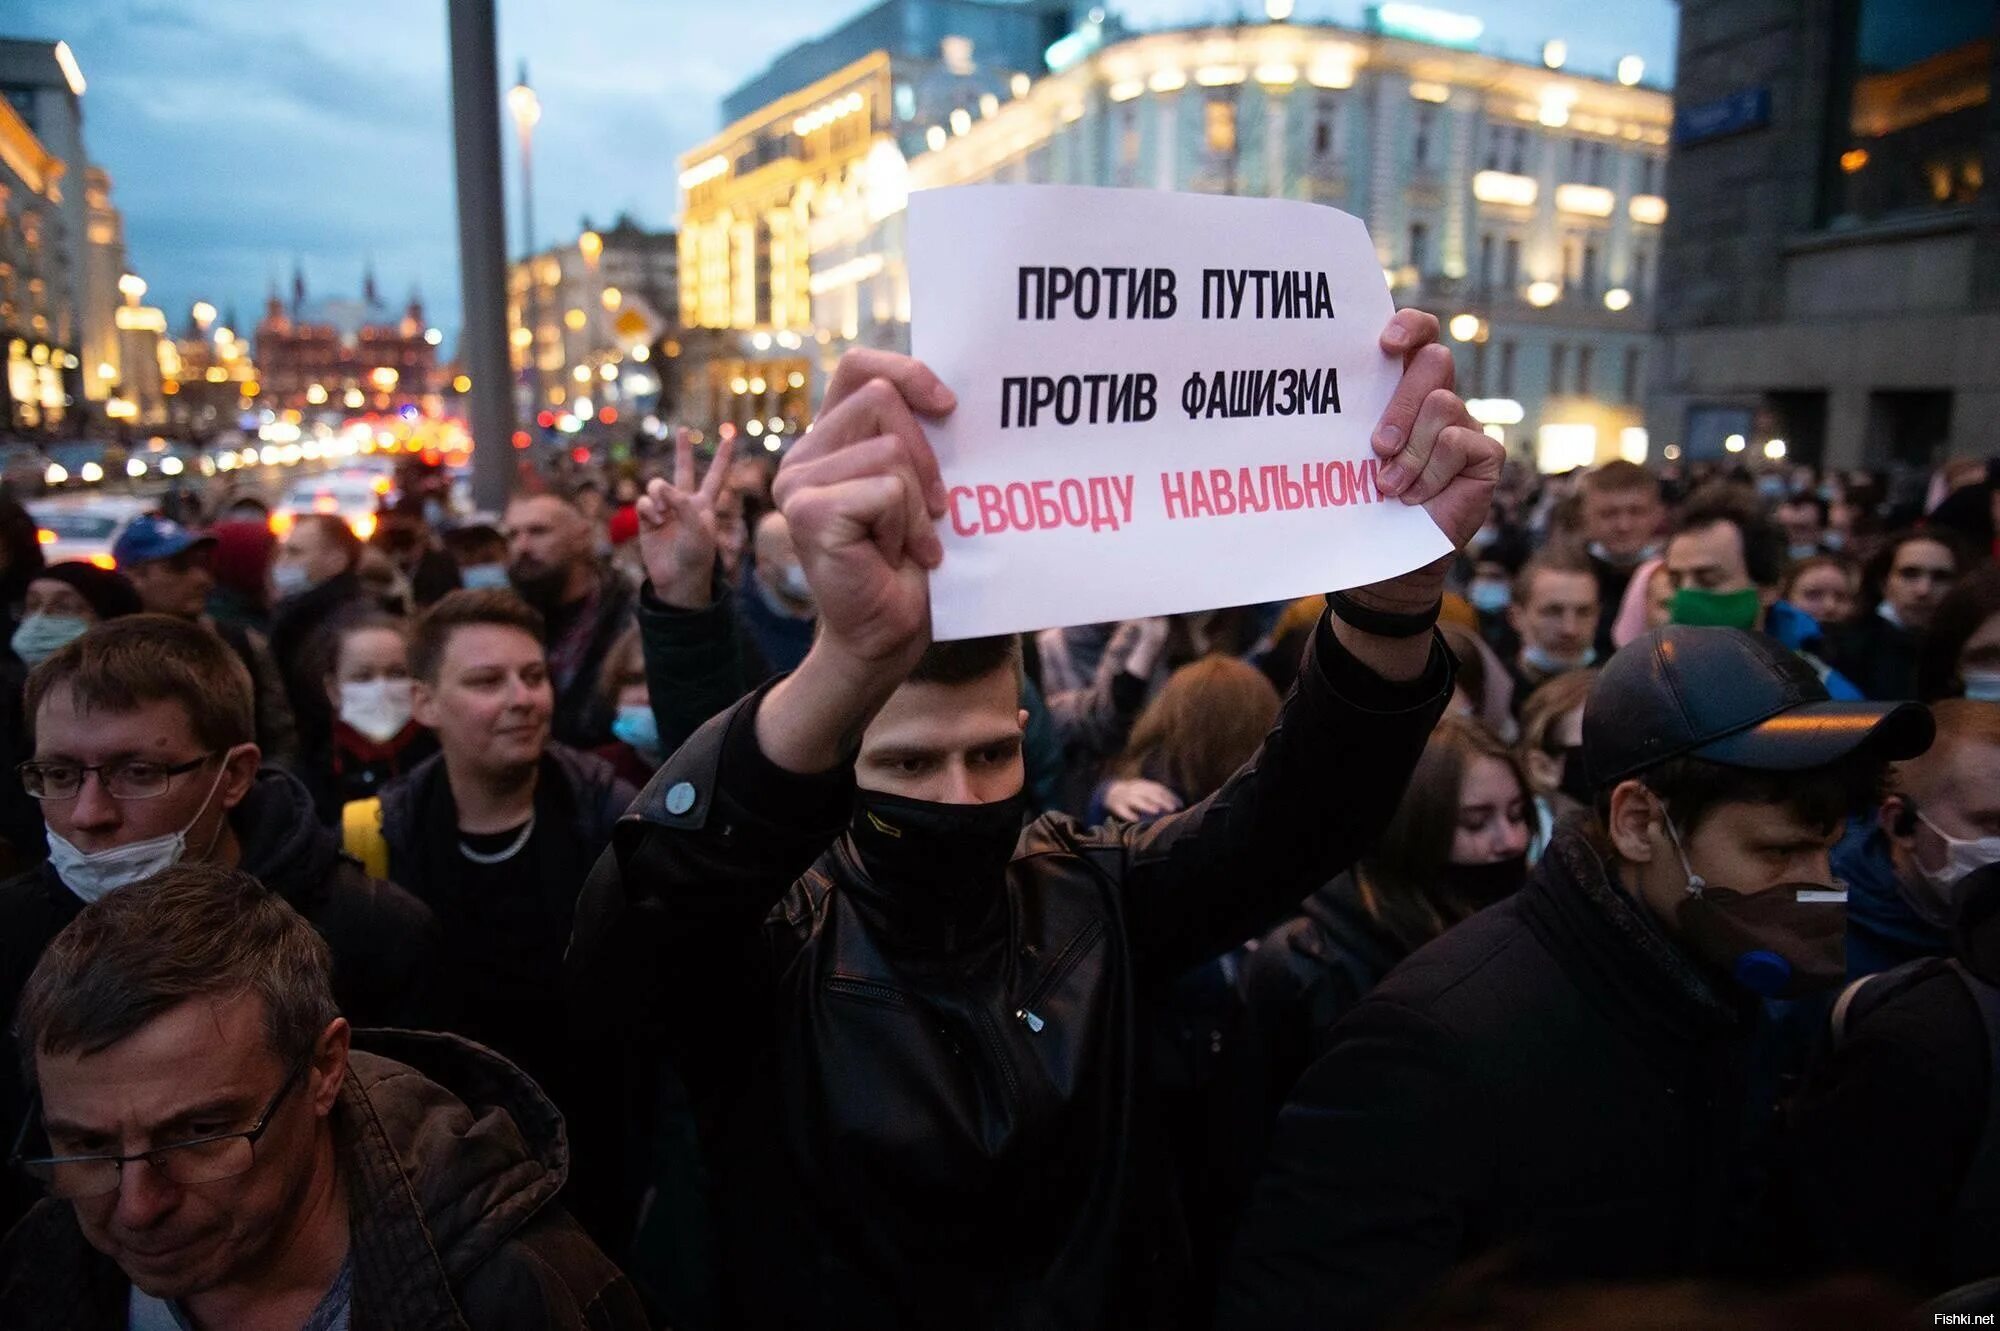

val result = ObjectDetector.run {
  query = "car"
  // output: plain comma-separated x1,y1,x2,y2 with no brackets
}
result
39,441,112,489
273,470,386,541
27,494,155,569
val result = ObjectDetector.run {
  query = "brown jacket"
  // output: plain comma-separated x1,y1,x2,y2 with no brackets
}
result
0,1031,650,1330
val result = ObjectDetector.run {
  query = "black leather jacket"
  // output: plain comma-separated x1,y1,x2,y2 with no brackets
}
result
569,615,1451,1329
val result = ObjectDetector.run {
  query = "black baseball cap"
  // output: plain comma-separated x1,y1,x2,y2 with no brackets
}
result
1582,626,1934,787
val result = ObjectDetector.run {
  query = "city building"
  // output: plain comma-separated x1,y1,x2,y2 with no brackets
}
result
1652,0,1995,468
254,263,441,414
507,214,677,426
0,64,71,431
676,0,1068,440
159,301,258,433
800,7,1671,468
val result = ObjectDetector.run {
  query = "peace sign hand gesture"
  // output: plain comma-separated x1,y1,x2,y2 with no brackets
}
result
638,430,738,610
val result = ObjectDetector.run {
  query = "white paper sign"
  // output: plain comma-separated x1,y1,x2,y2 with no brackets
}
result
907,184,1453,641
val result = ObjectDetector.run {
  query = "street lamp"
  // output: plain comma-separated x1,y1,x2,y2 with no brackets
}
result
508,61,541,403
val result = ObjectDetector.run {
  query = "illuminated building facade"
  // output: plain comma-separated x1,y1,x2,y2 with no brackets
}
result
1653,0,1999,467
507,215,678,427
676,0,1064,443
0,38,155,429
813,9,1671,469
254,264,440,414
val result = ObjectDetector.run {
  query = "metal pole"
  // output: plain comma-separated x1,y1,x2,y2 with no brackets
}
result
520,104,538,412
447,0,515,513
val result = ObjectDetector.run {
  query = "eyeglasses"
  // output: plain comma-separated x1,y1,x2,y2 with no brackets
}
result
12,1058,309,1201
17,753,217,801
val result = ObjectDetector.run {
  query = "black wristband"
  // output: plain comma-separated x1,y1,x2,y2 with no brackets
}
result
1327,589,1443,639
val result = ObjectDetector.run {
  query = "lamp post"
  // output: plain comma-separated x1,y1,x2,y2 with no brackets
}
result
507,62,542,412
446,0,516,512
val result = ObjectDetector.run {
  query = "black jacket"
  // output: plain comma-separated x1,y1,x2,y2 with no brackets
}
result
569,615,1451,1328
1826,610,1923,702
0,768,439,1225
547,569,639,749
1782,867,2000,1292
1219,818,1780,1331
0,1031,650,1330
269,567,368,757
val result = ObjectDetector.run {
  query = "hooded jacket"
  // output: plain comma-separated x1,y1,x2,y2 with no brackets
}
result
568,614,1452,1328
1835,816,1950,979
1219,817,1783,1331
0,768,441,1230
0,1031,650,1330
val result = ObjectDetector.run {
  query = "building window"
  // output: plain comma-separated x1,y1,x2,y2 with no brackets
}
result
1576,345,1594,396
1478,233,1495,291
1408,222,1430,275
1562,239,1579,287
1633,244,1652,297
1503,238,1521,291
1507,126,1526,174
1623,346,1643,402
1569,138,1585,179
1414,105,1437,169
1582,243,1600,296
1313,93,1341,160
1206,98,1237,155
1470,338,1488,395
1550,342,1568,395
1641,155,1660,195
1499,339,1517,395
1825,0,1989,226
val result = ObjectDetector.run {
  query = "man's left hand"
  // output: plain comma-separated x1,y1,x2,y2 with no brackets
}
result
1353,309,1503,610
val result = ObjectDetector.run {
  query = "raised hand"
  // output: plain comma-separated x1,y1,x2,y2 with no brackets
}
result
1103,777,1184,823
637,430,738,609
770,352,956,674
755,351,958,774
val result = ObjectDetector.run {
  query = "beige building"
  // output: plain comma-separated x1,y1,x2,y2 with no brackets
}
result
508,215,678,426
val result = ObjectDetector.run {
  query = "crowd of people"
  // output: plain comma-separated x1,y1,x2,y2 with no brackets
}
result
0,309,1996,1327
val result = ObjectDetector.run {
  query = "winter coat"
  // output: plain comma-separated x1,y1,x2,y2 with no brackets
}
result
1219,817,1785,1331
268,568,368,757
0,1030,650,1330
568,616,1451,1329
1826,610,1923,703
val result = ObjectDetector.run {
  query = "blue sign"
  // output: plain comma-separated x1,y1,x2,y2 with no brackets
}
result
1673,87,1771,147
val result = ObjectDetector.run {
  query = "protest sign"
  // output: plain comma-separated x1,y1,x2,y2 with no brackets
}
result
907,184,1455,641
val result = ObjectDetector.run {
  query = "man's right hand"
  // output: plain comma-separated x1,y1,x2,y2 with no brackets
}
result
770,350,956,677
756,351,958,774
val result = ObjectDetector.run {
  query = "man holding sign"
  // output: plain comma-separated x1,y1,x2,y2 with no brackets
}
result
570,305,1496,1326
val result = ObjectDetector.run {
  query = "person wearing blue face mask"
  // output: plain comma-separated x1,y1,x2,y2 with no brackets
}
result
1503,550,1599,704
590,627,664,788
9,563,141,667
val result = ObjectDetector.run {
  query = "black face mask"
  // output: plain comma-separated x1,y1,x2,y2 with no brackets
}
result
1557,747,1595,805
1440,853,1528,907
1660,807,1846,999
849,789,1027,891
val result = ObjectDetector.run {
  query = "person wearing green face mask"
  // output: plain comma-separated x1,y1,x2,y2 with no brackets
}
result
10,564,143,667
1663,485,1869,702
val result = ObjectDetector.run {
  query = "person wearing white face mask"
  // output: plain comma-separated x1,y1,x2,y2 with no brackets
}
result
298,612,439,825
1835,698,2000,980
740,509,817,673
0,614,439,1232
